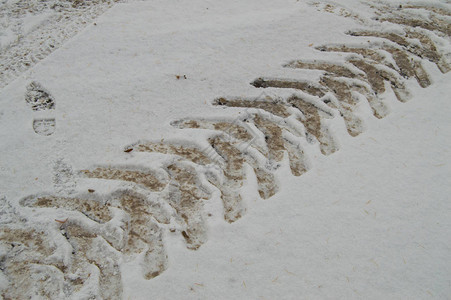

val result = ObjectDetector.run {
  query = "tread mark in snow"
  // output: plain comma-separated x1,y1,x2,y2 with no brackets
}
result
347,30,451,73
287,95,339,155
164,162,209,249
316,44,432,88
81,167,167,191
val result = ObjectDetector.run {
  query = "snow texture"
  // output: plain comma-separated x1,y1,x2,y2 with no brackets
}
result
0,0,450,299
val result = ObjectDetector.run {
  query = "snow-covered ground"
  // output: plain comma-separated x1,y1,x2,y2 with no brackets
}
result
0,0,450,299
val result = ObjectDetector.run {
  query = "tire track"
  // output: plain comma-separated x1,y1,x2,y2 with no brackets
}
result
0,0,126,89
1,1,450,298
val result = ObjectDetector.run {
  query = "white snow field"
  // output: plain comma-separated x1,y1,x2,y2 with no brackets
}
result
0,0,450,299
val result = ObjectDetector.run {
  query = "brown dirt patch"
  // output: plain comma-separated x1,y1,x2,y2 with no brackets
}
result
63,223,122,299
32,196,112,223
348,30,449,73
208,136,245,222
380,16,451,37
252,115,308,175
135,142,212,165
252,114,285,162
287,96,322,140
317,43,432,89
284,60,359,79
0,228,62,299
287,95,336,155
118,192,167,278
214,97,291,118
348,30,409,48
251,78,327,97
253,166,277,199
82,167,166,191
348,58,409,102
213,122,253,141
209,136,245,183
406,30,450,73
283,140,308,176
317,45,387,65
165,163,208,249
319,76,359,105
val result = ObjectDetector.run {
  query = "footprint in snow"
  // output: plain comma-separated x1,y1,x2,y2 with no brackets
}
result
25,81,56,136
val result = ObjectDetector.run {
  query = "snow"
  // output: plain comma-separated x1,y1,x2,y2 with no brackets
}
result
0,0,450,298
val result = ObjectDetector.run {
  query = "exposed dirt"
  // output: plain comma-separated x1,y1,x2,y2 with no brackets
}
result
284,60,359,79
0,228,62,299
348,58,410,102
0,224,122,299
208,136,246,223
319,76,358,105
317,45,387,65
82,167,167,191
24,191,169,283
63,223,123,299
174,119,253,142
252,77,327,97
213,122,253,141
387,47,431,88
32,196,111,223
380,16,451,37
165,163,208,249
371,2,451,35
405,30,450,73
118,192,167,279
19,192,169,286
288,96,322,142
287,95,338,155
252,114,285,162
214,97,291,118
209,136,245,185
172,119,278,199
316,44,431,88
251,163,278,199
283,139,308,177
252,115,307,176
134,138,273,222
348,30,410,49
348,30,450,73
134,141,212,166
